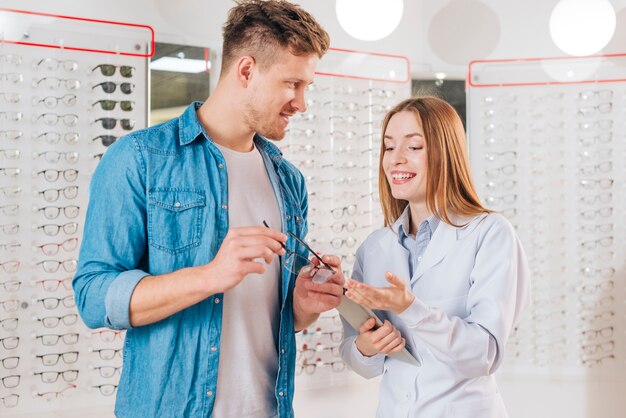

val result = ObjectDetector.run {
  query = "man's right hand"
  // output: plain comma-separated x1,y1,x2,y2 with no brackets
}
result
355,318,405,357
198,226,287,294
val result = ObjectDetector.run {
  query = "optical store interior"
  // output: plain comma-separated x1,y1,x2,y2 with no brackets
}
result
1,0,625,417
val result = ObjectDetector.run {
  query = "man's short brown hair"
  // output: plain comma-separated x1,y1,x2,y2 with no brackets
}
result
221,0,330,73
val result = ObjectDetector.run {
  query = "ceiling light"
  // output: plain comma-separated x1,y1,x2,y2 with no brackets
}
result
150,57,209,73
336,0,403,41
549,0,616,56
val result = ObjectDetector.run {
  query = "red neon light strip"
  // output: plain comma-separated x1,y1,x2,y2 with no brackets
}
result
467,52,626,88
316,47,411,84
0,7,154,57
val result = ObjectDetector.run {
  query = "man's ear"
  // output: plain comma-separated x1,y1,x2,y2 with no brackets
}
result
236,55,256,87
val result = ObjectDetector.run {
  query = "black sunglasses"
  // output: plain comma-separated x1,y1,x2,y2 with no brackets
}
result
94,118,135,131
91,100,135,111
92,82,135,94
92,135,118,147
92,64,135,78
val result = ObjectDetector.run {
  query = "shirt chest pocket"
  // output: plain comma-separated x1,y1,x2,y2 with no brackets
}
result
148,189,206,254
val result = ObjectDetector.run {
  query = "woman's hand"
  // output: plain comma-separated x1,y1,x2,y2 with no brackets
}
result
345,272,415,314
355,318,405,357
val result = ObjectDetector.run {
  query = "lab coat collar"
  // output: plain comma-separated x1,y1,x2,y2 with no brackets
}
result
384,212,489,284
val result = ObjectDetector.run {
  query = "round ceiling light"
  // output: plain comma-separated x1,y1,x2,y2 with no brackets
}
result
549,0,616,56
336,0,404,41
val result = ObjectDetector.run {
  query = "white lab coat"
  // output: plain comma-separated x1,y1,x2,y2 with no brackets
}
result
340,212,531,418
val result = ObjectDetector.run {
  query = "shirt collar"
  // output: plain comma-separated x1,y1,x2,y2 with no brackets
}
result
177,101,285,163
178,101,207,146
395,206,440,242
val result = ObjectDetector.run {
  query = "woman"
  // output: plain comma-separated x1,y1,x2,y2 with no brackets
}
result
340,96,530,418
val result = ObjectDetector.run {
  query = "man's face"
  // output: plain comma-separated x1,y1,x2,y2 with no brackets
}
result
244,49,318,140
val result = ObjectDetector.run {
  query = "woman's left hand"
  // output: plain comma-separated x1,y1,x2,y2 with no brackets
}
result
345,272,415,314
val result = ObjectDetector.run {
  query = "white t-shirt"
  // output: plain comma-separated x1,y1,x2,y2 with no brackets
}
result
212,142,281,418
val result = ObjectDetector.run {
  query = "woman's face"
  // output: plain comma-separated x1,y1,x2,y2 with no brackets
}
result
382,110,428,204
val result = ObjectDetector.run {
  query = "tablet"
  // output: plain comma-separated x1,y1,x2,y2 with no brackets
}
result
336,295,421,366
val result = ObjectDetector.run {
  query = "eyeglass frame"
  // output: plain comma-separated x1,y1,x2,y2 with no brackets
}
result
262,220,336,278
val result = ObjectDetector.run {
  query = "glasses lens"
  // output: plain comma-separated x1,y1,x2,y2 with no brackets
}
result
95,135,118,147
120,100,134,111
97,100,116,111
96,82,116,93
120,119,135,130
96,64,116,76
63,60,79,72
120,82,135,94
284,252,311,276
120,66,135,77
311,267,334,284
97,118,117,129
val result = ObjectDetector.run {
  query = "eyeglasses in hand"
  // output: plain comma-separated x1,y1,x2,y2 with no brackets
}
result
262,220,336,284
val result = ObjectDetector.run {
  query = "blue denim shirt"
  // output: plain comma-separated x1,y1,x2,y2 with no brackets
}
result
74,102,309,418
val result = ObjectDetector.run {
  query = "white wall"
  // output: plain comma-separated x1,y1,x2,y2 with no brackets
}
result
6,0,626,79
3,2,625,417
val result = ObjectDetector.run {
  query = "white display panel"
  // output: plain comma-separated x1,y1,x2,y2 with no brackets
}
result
287,50,411,389
467,56,626,378
0,10,149,416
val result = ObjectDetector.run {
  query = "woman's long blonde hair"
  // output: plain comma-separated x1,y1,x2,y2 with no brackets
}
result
378,96,491,227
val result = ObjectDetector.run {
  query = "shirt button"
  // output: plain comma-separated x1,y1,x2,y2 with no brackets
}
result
218,164,224,168
207,391,213,397
278,391,284,397
418,256,422,261
214,298,220,304
286,215,291,220
221,204,228,210
174,202,181,207
280,348,285,354
211,346,217,352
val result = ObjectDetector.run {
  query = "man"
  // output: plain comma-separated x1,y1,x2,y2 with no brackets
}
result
74,1,343,416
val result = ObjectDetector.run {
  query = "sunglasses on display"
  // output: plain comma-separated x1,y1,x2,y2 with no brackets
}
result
92,81,135,94
93,118,135,130
92,135,119,147
92,64,135,77
91,99,135,111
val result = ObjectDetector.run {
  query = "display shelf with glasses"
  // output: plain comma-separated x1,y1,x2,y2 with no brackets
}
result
284,48,411,389
467,54,626,379
0,8,150,416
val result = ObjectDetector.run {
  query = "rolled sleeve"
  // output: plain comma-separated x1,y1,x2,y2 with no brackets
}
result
74,134,148,330
105,269,150,329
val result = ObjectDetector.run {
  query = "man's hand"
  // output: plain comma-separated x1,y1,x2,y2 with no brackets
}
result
197,226,287,294
355,318,406,357
293,254,345,330
345,272,415,314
